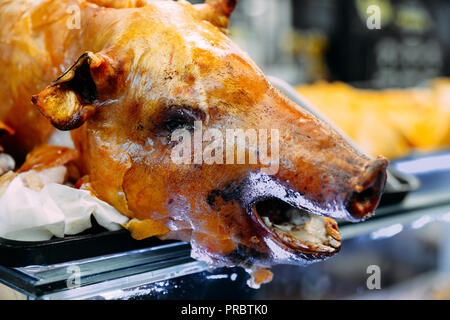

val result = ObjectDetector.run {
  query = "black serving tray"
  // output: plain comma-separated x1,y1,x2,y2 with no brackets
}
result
0,217,172,267
378,167,421,207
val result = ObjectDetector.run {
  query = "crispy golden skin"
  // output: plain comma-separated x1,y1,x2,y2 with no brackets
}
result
18,144,79,173
1,0,387,273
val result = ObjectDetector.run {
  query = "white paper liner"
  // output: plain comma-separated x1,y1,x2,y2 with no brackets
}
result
0,167,129,241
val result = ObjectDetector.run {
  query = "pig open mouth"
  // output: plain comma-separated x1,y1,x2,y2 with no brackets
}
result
254,199,341,257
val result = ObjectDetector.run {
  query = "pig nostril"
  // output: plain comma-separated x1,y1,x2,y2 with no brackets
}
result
346,161,388,221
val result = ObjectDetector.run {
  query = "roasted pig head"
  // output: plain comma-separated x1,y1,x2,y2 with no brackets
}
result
31,0,388,281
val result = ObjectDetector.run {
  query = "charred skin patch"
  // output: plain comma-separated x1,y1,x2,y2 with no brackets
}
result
225,244,271,268
207,181,243,208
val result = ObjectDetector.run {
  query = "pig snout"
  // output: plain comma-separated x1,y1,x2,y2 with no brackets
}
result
251,90,390,223
345,157,388,221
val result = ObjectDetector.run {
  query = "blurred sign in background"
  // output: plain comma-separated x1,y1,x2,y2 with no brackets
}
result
225,0,450,88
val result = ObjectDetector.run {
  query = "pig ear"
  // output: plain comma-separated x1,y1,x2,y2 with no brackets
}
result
194,0,238,30
32,52,116,131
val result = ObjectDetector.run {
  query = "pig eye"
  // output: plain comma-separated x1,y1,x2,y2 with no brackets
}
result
163,110,195,132
160,106,205,133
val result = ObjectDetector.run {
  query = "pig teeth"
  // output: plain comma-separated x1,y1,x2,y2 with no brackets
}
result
328,237,341,248
326,222,341,241
306,242,337,253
